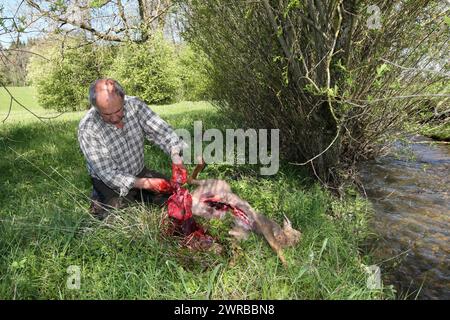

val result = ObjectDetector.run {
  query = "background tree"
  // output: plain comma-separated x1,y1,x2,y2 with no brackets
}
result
3,1,209,111
108,32,180,104
27,35,115,111
25,0,179,43
0,40,32,86
176,44,212,101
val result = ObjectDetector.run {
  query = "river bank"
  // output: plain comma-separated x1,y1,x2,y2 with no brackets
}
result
419,121,450,142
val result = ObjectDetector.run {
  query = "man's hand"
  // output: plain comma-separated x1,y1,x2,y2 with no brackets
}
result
134,178,173,193
172,163,188,185
171,149,187,184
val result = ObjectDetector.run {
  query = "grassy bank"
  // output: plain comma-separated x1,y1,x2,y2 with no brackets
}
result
419,122,450,142
0,91,395,299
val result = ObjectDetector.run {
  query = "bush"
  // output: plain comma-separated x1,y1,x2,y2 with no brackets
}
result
181,0,449,181
27,34,212,110
108,33,180,105
27,36,114,112
176,44,212,101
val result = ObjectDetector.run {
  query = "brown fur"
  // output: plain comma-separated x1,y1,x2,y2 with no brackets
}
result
189,178,301,266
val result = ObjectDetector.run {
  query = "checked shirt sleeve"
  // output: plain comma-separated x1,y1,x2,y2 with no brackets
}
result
78,129,136,196
134,99,188,156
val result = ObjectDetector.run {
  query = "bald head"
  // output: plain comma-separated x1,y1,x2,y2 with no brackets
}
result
89,79,126,126
89,78,125,108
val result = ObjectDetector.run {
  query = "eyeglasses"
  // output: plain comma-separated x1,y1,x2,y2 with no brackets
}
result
98,104,124,117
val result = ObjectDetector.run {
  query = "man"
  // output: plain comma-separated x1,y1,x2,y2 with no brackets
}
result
78,78,187,219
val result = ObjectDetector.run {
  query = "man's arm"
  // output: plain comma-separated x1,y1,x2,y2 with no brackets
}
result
133,98,188,158
78,130,137,196
133,177,172,192
79,129,174,195
133,98,189,184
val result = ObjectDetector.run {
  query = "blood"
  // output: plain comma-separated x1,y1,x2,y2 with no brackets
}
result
164,166,251,251
202,198,251,227
165,166,213,250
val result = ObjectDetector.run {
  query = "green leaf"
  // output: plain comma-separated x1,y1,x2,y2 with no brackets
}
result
304,83,318,94
335,59,347,72
245,8,254,20
326,85,339,98
444,16,450,28
345,76,354,87
49,0,67,12
282,66,289,85
206,264,222,299
284,0,301,18
277,25,283,37
318,238,328,261
292,266,309,284
90,0,109,9
376,63,390,77
272,55,283,63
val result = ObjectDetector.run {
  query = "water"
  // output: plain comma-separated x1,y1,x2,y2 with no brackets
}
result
360,135,450,299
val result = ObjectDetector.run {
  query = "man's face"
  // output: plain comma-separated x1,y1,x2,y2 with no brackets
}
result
96,94,125,126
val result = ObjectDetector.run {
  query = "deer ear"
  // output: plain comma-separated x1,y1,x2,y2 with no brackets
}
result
283,214,292,229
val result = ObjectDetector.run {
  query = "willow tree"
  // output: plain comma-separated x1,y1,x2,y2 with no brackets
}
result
180,0,449,182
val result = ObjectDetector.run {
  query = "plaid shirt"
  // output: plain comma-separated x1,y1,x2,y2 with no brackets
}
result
78,95,186,197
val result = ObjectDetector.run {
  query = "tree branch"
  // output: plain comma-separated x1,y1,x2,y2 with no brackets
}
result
380,58,450,78
0,82,66,122
26,0,124,42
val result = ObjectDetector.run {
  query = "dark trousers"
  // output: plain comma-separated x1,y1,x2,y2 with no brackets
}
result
90,167,170,216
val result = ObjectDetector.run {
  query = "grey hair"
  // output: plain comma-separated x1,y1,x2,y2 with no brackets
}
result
89,78,125,109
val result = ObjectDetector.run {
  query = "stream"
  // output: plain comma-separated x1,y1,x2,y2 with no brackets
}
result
360,135,449,299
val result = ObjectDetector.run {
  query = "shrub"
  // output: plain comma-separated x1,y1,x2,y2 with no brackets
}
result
181,0,449,181
176,44,212,101
108,33,180,105
27,36,114,112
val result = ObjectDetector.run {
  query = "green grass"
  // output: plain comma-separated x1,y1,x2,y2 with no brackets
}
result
0,86,214,124
404,117,450,142
0,86,83,124
0,87,43,112
0,88,395,299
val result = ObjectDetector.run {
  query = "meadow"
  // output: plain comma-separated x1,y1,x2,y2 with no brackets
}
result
0,87,395,299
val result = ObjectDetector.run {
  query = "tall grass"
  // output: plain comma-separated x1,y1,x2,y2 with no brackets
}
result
0,99,395,299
